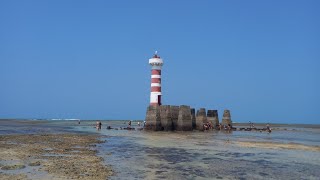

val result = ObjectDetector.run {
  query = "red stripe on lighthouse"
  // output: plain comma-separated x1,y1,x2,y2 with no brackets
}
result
151,78,161,83
151,87,161,92
152,70,161,75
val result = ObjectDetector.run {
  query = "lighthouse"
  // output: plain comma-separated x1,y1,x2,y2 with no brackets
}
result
149,51,163,106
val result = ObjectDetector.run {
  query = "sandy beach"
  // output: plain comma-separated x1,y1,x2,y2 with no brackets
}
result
0,133,113,180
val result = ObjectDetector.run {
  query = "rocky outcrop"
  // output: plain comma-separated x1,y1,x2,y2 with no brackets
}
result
221,109,232,126
176,105,193,131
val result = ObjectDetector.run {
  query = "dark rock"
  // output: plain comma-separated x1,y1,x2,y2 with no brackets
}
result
1,164,26,170
29,161,41,166
190,108,196,129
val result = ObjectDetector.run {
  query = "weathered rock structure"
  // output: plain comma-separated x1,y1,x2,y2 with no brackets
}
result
196,108,207,131
145,105,161,131
177,105,192,131
207,110,219,127
221,110,232,126
160,105,172,131
171,106,179,130
145,105,232,131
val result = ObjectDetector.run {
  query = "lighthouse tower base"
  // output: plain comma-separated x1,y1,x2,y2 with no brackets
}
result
145,106,162,131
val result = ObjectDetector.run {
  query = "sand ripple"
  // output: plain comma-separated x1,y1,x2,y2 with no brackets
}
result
236,141,320,152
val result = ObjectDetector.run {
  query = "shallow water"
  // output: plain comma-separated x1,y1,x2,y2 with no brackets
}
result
72,120,320,180
1,120,320,179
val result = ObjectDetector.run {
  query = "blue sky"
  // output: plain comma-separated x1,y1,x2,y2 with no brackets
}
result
0,1,319,123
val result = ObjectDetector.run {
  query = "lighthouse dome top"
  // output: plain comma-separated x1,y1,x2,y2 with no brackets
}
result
149,51,163,66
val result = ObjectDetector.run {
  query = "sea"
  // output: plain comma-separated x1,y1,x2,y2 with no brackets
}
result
0,119,320,180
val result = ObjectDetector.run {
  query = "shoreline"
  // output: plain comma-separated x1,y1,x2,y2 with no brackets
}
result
1,119,319,127
0,133,113,180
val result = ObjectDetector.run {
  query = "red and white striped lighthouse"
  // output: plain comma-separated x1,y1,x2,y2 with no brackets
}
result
149,51,164,106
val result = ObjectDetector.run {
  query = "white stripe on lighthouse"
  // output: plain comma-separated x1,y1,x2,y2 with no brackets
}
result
151,83,161,87
151,75,161,78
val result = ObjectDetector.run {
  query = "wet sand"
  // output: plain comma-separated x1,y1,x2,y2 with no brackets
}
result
235,141,320,152
0,133,113,180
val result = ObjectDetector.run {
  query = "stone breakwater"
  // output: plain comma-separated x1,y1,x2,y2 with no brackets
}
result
145,105,232,131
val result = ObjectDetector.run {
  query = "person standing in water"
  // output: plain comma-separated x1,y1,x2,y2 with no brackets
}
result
96,121,102,130
96,121,99,130
266,123,271,133
98,121,102,130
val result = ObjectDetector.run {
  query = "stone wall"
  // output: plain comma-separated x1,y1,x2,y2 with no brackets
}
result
176,105,193,131
190,108,196,129
207,110,219,127
170,106,179,130
145,105,162,131
145,105,231,131
195,108,207,130
221,109,232,126
160,105,172,131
